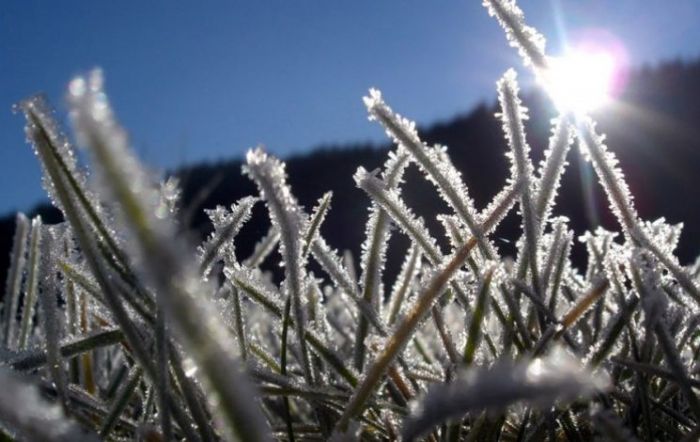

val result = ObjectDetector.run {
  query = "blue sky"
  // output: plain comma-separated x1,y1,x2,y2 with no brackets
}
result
1,0,699,214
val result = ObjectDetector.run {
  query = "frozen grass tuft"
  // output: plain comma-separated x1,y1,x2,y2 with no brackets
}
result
1,1,699,440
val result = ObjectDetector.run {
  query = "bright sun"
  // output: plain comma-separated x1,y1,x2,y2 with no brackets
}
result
542,49,617,114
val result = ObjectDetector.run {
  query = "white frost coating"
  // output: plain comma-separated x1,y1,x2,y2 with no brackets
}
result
244,148,303,230
355,166,442,264
38,225,68,408
437,214,465,252
534,117,573,230
363,89,494,258
486,0,700,307
17,96,79,175
67,70,272,441
540,217,573,302
156,176,181,218
576,120,700,308
17,96,119,253
485,0,700,309
602,241,629,292
0,368,99,441
476,179,522,236
439,213,489,277
640,218,683,255
2,213,29,347
577,119,640,241
312,237,359,300
386,244,422,325
243,225,280,269
402,345,609,440
359,205,387,300
359,148,410,308
242,148,305,271
632,249,669,329
482,0,547,70
199,196,258,276
224,265,285,311
7,0,700,434
243,147,314,385
497,70,534,191
324,288,359,343
497,70,542,291
579,227,619,282
303,191,333,259
17,96,88,209
67,69,167,259
355,148,411,368
17,216,42,351
311,238,386,334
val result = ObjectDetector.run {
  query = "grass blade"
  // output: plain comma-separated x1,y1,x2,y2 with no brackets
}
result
2,213,29,347
68,70,272,441
16,216,42,350
463,266,496,364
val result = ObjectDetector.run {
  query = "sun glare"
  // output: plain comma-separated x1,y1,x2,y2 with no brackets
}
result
542,49,617,114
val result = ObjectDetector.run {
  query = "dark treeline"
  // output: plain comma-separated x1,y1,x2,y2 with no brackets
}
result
2,58,700,287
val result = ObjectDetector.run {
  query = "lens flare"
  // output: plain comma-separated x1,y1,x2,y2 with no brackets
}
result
542,49,617,114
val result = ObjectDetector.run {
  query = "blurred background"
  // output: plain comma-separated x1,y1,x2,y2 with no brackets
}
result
1,0,700,278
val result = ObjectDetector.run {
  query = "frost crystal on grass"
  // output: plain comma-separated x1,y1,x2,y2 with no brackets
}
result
534,117,573,227
156,176,181,217
577,119,639,240
244,147,315,387
200,195,258,276
482,0,547,70
2,213,29,347
364,89,495,259
403,346,609,440
67,70,272,441
17,96,95,214
355,167,443,263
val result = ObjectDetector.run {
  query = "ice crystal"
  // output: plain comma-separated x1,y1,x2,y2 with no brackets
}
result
386,244,422,326
244,147,315,386
16,216,42,351
482,0,547,70
355,166,442,263
2,213,29,347
17,96,99,216
534,117,573,228
67,70,272,441
577,119,640,240
156,176,181,218
303,192,333,259
200,195,257,276
403,346,609,440
364,89,494,258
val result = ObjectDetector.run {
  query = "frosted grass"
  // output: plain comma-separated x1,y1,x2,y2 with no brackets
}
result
0,0,698,439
